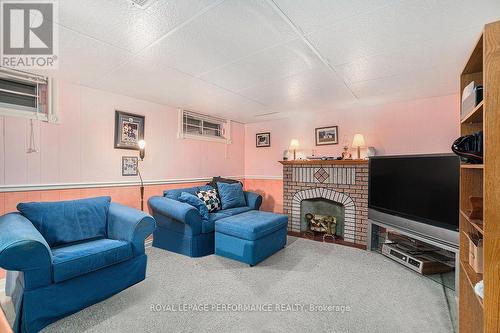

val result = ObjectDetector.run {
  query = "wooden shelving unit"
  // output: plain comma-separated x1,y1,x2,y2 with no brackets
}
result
459,20,500,333
461,101,484,124
460,163,484,169
460,210,484,234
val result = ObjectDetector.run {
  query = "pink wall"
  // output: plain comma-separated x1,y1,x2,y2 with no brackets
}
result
0,81,245,187
244,94,460,177
243,179,283,213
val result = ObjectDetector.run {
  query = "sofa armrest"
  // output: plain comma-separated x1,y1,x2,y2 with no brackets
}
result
148,196,202,234
244,191,262,210
0,213,53,290
107,203,156,255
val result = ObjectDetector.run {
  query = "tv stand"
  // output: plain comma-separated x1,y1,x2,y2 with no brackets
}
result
367,218,459,292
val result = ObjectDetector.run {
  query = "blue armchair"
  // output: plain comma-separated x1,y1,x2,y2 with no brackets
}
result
0,197,156,333
148,185,262,257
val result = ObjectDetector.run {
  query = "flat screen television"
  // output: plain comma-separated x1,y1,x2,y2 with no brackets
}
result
369,154,460,232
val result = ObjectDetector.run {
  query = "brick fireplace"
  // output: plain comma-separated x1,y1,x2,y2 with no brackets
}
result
281,160,369,246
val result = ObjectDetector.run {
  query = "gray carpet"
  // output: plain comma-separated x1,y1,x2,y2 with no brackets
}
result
40,237,455,333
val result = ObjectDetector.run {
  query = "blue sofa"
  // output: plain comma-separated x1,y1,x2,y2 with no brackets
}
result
0,196,156,333
148,185,262,257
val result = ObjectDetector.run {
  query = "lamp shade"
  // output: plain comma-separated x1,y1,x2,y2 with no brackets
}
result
138,140,146,149
352,134,365,147
289,139,300,150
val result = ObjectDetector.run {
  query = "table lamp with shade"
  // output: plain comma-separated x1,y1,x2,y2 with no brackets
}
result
138,140,146,210
289,139,299,160
352,134,365,160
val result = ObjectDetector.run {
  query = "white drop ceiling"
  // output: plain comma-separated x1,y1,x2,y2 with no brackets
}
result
36,0,500,122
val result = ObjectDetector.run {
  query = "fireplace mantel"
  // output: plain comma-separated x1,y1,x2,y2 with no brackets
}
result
279,160,368,166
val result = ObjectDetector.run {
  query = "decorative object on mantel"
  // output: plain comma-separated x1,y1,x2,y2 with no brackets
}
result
114,110,145,150
122,156,138,176
306,156,338,161
282,150,289,161
289,139,299,160
256,132,270,147
352,134,366,159
315,126,338,146
468,196,483,220
279,159,368,165
341,144,352,160
138,140,146,211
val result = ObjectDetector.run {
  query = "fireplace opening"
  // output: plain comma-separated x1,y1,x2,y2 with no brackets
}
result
300,198,345,240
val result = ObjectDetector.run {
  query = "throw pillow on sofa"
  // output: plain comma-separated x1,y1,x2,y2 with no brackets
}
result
17,196,111,247
207,176,243,201
196,188,221,212
217,182,247,210
178,192,209,222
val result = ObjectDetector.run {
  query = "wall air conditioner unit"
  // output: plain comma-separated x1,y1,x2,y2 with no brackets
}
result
0,66,57,122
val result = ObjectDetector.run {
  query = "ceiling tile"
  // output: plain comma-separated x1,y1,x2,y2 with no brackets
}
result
145,0,298,76
349,63,460,105
273,0,393,35
56,0,221,53
93,48,267,123
334,26,481,84
239,68,356,110
34,26,133,86
420,0,500,33
284,0,500,67
305,2,431,66
198,38,323,92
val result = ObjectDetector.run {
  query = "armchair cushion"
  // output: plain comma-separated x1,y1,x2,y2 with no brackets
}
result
178,192,209,222
217,182,246,209
17,196,111,247
52,238,132,283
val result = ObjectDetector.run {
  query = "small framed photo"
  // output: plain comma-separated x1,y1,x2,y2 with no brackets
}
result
256,132,271,147
114,110,145,150
315,126,339,146
122,156,138,176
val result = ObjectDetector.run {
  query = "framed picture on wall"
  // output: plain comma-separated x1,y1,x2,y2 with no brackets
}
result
315,126,339,146
122,156,138,176
256,132,271,147
114,110,145,150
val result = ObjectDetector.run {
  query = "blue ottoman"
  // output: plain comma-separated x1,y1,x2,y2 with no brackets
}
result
215,210,288,266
